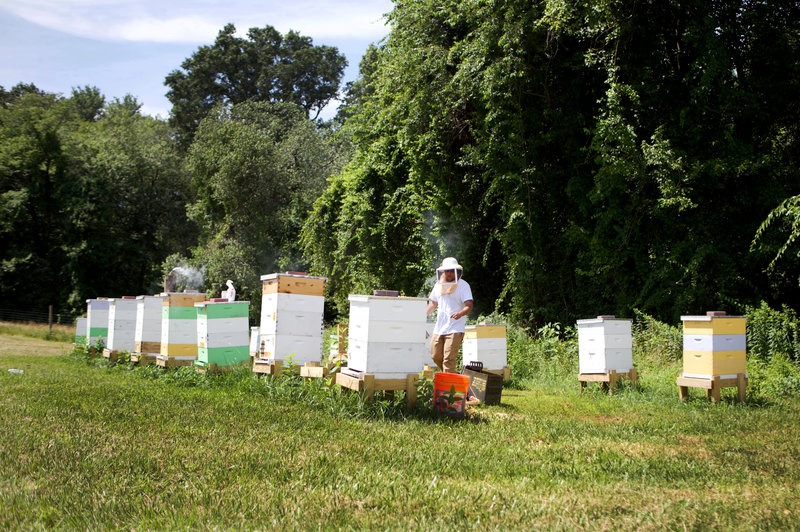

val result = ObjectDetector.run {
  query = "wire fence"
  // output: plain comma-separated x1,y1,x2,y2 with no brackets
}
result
0,307,80,326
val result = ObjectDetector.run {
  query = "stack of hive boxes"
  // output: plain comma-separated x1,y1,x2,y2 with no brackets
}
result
680,312,747,379
158,291,207,366
254,273,326,372
133,294,164,364
195,300,251,368
86,298,109,347
576,316,634,374
463,324,508,374
75,317,87,346
105,296,138,355
345,294,428,378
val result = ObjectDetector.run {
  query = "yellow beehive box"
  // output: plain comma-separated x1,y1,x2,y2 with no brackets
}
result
162,292,206,307
682,316,746,335
682,350,747,377
680,313,747,379
465,325,507,339
261,273,326,296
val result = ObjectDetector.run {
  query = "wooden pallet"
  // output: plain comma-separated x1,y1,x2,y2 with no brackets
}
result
579,368,638,394
155,356,196,368
335,369,418,411
252,359,301,376
676,373,747,403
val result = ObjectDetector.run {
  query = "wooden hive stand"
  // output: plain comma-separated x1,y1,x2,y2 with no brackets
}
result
579,368,638,394
676,373,747,403
335,369,418,412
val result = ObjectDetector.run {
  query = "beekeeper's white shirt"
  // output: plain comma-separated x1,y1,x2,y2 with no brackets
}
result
428,279,473,335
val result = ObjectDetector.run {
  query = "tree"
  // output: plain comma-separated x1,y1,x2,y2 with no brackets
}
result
165,23,347,147
186,101,339,305
0,86,195,314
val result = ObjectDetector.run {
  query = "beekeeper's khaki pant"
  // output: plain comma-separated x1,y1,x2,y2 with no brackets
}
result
430,333,464,374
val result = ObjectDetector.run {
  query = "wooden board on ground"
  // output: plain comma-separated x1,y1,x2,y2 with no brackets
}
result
676,373,747,403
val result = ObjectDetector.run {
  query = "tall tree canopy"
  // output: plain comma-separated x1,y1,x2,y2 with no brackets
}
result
0,84,194,314
186,101,341,306
304,0,800,325
165,23,347,147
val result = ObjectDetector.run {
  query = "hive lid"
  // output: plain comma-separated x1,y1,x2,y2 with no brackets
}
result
260,272,327,281
576,315,630,325
348,294,427,302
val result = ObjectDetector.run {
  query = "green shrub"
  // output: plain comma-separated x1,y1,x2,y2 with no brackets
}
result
632,309,682,364
746,301,800,362
506,321,577,385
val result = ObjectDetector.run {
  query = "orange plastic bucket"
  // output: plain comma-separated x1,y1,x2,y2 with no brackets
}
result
433,372,470,418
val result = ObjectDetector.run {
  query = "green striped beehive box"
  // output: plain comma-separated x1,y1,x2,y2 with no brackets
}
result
159,292,207,361
86,298,109,346
195,300,250,368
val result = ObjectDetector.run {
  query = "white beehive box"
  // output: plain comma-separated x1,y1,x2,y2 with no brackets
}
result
463,325,508,370
86,298,110,346
258,273,326,365
107,297,138,352
134,295,163,355
576,316,633,374
75,317,87,345
346,294,428,378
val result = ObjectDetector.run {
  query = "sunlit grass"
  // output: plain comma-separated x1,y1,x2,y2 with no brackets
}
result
1,332,799,529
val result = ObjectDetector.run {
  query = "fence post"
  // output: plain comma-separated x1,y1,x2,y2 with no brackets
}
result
48,305,53,333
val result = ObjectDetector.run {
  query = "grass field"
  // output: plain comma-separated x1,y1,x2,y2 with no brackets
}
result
1,328,799,529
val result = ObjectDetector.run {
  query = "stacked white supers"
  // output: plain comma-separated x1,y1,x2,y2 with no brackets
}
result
106,297,138,353
86,298,109,346
462,325,508,372
576,316,634,374
255,273,326,367
158,292,207,366
133,294,164,363
345,294,428,378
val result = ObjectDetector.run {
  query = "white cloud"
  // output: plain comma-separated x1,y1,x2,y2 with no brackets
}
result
0,0,391,43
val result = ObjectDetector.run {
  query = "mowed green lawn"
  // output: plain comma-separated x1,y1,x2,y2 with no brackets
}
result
1,332,799,529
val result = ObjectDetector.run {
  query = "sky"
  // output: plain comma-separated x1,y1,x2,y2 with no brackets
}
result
0,0,393,119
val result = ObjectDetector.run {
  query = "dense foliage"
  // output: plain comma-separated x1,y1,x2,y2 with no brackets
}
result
2,4,800,332
304,0,800,325
0,84,195,314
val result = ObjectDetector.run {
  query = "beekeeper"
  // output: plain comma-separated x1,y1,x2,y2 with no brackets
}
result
222,280,236,302
426,257,473,373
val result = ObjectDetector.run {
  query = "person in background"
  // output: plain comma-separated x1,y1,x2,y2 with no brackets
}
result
427,257,473,373
222,280,236,302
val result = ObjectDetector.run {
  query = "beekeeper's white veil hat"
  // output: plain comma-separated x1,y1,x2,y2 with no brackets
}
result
436,257,463,272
